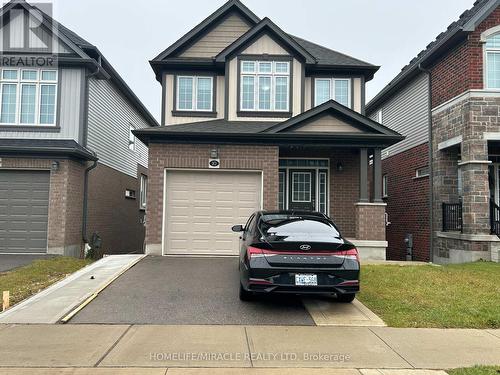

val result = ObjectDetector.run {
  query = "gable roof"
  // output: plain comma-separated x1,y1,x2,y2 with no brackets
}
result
150,0,379,79
215,18,316,63
0,0,158,127
366,0,499,112
266,100,402,136
153,0,259,61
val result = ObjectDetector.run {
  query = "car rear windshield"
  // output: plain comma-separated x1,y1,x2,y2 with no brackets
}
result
259,214,341,239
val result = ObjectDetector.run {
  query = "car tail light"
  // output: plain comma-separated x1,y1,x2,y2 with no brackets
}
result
340,248,360,263
246,246,264,260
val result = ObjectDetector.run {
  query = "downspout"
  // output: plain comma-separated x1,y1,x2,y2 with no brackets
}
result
81,63,102,246
418,63,434,263
82,154,97,245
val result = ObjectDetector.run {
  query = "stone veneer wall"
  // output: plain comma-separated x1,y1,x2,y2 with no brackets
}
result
432,95,500,261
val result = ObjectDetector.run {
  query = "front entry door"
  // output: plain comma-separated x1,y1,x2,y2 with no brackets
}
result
288,169,316,211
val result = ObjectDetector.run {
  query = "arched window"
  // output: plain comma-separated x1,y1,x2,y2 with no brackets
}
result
483,28,500,89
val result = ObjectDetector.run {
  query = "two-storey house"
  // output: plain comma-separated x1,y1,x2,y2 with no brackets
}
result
0,0,158,257
135,0,403,259
367,0,500,263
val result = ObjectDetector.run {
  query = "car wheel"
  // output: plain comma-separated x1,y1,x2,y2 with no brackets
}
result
239,283,253,301
336,293,356,303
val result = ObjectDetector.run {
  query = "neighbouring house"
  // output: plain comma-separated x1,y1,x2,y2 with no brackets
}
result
134,0,404,259
367,0,500,263
0,0,158,256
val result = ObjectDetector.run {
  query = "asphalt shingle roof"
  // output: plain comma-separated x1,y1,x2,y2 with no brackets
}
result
291,36,376,68
0,139,97,160
367,0,494,111
142,119,279,134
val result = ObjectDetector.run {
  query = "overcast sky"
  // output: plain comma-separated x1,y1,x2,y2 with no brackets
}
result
47,0,474,121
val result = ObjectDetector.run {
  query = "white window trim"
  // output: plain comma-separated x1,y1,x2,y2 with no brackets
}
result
128,124,136,151
176,76,213,112
0,68,58,126
239,60,290,112
482,28,500,90
415,166,430,178
377,109,383,124
382,174,388,198
314,77,351,108
140,174,147,210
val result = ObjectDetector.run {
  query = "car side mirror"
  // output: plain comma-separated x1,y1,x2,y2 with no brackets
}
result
232,224,244,232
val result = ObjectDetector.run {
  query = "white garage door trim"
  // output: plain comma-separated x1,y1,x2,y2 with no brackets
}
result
162,168,263,256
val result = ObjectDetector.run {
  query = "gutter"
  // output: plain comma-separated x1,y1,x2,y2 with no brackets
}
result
418,63,434,263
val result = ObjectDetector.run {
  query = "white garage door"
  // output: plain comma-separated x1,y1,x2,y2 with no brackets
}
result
164,170,262,256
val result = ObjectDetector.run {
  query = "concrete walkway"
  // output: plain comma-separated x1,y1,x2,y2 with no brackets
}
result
0,255,144,324
303,298,386,326
0,324,497,370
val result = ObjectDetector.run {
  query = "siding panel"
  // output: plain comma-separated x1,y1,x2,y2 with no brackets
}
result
369,73,429,158
87,77,149,177
180,13,251,58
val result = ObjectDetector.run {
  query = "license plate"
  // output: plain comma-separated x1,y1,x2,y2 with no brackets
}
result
295,274,317,286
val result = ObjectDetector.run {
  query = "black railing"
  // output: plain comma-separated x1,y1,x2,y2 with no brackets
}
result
442,202,463,232
490,199,500,236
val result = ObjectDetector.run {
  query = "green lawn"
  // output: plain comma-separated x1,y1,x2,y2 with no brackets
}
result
448,366,500,375
357,261,500,328
0,257,92,308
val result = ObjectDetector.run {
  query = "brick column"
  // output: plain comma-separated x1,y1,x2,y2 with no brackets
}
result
355,203,386,241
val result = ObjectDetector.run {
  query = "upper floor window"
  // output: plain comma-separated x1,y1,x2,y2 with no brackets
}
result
239,60,290,112
314,78,350,107
0,68,57,126
176,76,213,112
485,33,500,89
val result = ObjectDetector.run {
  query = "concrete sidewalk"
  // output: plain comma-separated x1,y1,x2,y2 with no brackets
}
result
0,324,498,370
0,254,144,324
0,369,450,374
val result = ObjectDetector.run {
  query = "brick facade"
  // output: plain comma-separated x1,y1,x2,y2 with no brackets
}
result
0,157,85,256
431,7,500,108
87,163,146,254
280,147,359,238
382,143,430,261
146,143,387,255
146,143,280,253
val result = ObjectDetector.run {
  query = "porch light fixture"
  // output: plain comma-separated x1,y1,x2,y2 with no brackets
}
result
51,161,59,171
336,161,344,172
210,148,219,159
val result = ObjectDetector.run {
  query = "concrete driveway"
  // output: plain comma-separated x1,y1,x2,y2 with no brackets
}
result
70,256,315,325
0,254,55,272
